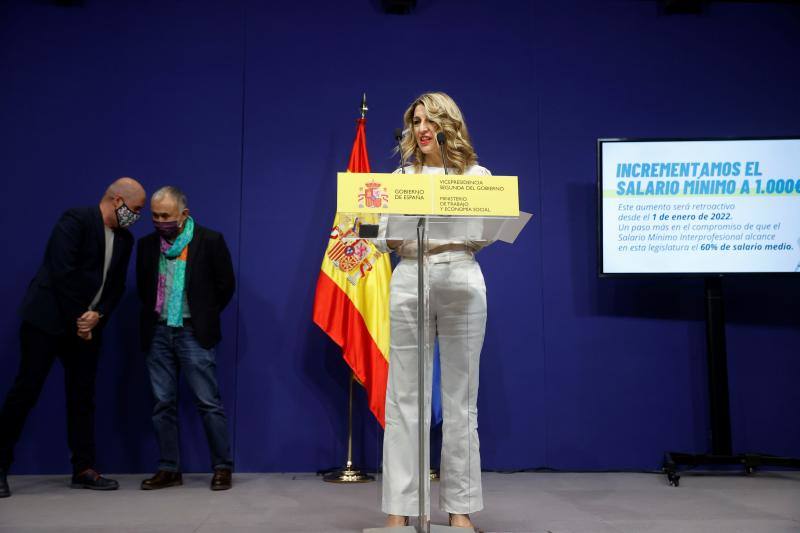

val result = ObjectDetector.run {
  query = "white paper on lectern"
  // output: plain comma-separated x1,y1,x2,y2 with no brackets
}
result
496,211,532,243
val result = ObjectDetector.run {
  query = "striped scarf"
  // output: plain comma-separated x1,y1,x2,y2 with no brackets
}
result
155,217,194,326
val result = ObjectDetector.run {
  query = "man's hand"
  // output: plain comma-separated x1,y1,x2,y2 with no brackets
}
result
77,311,101,333
77,328,93,341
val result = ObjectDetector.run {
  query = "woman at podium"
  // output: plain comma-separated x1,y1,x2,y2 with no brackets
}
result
381,92,490,530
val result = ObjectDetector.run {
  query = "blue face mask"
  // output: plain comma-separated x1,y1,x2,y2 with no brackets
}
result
115,201,140,228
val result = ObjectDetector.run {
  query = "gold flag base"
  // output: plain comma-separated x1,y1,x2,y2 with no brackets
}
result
323,461,375,483
429,468,440,481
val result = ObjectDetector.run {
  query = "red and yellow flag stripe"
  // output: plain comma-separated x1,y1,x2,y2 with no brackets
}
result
312,117,391,426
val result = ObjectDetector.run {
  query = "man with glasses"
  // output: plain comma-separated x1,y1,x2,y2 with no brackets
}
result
0,177,146,498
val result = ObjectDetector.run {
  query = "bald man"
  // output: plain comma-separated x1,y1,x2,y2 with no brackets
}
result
0,178,146,498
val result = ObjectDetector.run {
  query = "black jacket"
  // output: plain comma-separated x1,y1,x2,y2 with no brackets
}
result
136,223,235,350
19,206,134,336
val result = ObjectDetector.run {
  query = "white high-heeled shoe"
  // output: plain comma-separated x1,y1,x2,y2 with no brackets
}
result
449,513,483,532
384,514,409,527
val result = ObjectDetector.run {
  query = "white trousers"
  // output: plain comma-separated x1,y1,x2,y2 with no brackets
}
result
382,254,487,516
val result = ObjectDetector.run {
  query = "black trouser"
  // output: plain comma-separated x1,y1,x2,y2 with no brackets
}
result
0,321,101,473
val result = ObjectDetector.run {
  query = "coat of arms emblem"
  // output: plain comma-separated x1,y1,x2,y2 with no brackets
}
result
358,180,388,209
327,222,382,285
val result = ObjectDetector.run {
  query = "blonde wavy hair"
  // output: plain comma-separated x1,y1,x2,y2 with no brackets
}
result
399,92,478,174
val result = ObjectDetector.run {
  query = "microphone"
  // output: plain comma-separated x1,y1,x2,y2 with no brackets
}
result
394,128,406,174
435,131,448,175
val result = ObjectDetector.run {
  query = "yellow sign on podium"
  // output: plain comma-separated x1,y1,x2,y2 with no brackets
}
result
337,172,519,217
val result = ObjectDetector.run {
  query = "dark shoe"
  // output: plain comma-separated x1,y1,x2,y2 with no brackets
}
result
0,469,9,498
141,470,183,490
210,468,232,491
70,468,119,491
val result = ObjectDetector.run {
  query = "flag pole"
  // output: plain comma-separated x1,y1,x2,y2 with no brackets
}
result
323,373,374,483
323,93,375,484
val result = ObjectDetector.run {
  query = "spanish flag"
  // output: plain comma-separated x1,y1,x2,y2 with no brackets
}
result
312,117,391,427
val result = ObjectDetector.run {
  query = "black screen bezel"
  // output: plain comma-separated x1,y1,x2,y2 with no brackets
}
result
597,135,800,278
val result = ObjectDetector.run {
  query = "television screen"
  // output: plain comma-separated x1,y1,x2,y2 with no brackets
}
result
598,137,800,275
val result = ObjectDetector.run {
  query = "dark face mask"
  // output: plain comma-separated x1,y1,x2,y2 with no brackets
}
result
154,220,181,240
115,201,140,228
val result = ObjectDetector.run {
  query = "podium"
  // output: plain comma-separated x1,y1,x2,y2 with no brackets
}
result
336,170,526,532
340,213,527,533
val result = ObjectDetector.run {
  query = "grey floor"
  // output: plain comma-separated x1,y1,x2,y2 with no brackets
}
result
1,471,799,532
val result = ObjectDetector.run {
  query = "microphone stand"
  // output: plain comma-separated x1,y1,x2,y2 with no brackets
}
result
436,132,449,175
395,128,406,174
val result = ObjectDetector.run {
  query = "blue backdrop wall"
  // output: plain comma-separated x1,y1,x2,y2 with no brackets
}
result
0,0,798,474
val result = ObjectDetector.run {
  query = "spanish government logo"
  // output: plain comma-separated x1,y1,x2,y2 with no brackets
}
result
358,180,388,209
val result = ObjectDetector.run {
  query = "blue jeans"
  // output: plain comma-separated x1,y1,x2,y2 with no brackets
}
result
146,323,232,472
